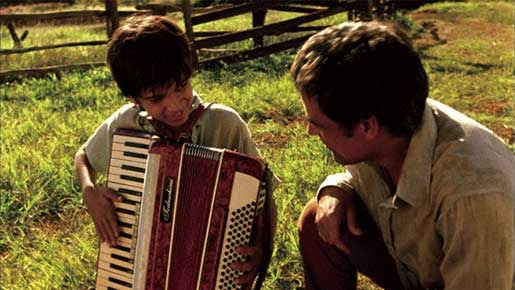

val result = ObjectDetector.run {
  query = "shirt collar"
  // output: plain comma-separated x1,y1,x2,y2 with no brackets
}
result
191,90,202,109
394,100,438,208
137,91,203,130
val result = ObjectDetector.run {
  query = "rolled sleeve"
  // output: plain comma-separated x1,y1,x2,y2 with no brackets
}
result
317,171,355,200
83,120,113,174
83,103,143,174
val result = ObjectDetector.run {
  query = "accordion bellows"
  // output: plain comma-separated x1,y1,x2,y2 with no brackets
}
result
95,129,267,290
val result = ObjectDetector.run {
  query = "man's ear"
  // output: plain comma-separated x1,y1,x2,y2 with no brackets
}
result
128,96,137,105
360,116,379,140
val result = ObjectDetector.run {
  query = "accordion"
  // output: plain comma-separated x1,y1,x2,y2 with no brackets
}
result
95,129,267,290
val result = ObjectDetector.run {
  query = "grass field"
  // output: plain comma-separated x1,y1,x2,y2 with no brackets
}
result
1,1,514,289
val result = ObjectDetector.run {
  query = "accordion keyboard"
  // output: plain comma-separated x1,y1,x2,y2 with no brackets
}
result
95,132,152,290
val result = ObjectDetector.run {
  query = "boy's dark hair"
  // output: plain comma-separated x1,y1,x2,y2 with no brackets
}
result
107,15,193,98
291,21,428,137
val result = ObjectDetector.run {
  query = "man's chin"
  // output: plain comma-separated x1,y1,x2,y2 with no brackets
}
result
333,154,346,165
333,154,358,165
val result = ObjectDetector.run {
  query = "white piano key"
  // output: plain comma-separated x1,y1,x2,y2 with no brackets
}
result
108,182,144,199
112,142,149,155
111,237,134,250
95,278,132,290
118,224,136,236
108,173,145,189
114,201,137,212
116,192,142,203
109,158,146,172
96,271,133,290
116,212,137,225
97,260,134,278
99,252,135,271
109,166,146,180
115,236,134,247
110,150,148,165
100,243,135,259
113,134,152,146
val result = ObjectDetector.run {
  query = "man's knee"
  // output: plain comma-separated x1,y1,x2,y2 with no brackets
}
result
298,198,318,237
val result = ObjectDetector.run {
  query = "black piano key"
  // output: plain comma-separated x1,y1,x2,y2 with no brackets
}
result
121,164,146,173
124,141,149,149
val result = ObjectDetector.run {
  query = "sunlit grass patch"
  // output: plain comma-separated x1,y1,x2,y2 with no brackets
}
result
418,1,514,25
1,210,97,289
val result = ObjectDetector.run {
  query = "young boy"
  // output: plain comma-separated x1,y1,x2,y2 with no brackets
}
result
74,15,278,287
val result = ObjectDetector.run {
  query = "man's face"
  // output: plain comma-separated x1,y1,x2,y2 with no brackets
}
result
301,95,369,165
132,80,194,128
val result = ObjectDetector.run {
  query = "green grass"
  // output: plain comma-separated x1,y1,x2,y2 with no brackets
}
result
1,1,514,289
0,24,106,71
417,1,514,24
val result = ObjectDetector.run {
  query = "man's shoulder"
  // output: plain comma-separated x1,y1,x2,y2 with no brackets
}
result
426,100,514,208
428,99,504,148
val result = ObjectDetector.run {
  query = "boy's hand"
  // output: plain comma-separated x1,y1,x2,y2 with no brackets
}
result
230,215,265,288
83,185,123,247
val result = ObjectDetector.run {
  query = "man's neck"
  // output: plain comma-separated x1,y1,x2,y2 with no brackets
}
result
372,133,411,187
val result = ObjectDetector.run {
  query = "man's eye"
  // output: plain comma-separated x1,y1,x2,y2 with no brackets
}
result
175,82,187,92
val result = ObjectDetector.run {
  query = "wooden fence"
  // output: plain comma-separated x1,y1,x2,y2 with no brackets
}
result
0,0,399,82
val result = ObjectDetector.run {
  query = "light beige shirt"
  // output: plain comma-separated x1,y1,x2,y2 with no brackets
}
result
320,99,515,290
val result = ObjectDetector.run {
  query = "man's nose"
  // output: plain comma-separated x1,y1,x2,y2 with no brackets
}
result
307,123,319,136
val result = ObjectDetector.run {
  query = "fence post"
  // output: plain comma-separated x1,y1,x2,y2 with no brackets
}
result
252,0,267,47
6,20,23,48
182,0,198,68
105,0,119,38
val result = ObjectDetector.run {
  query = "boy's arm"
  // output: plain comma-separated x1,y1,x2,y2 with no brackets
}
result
75,146,122,247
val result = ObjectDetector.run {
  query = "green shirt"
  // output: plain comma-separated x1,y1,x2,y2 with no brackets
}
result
320,99,514,290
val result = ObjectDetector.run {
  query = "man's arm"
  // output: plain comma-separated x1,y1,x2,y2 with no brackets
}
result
437,193,514,290
316,186,362,254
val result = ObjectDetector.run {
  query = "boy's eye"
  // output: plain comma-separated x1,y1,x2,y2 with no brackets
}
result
149,95,164,103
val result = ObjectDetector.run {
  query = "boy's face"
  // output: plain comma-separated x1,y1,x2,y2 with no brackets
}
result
131,80,194,129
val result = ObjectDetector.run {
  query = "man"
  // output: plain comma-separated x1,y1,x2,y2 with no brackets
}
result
291,21,514,290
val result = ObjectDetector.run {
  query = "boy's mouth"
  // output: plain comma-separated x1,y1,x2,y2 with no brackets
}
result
163,109,188,125
170,111,183,119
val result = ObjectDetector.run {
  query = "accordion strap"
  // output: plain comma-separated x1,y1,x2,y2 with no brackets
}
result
252,167,274,290
146,103,208,143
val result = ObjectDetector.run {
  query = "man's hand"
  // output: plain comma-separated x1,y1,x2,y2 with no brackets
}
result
83,185,123,247
316,187,362,254
231,215,265,288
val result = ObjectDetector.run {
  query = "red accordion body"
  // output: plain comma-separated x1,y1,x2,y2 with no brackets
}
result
95,130,266,290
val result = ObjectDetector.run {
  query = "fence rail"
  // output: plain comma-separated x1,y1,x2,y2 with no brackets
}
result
0,10,138,24
0,0,399,82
